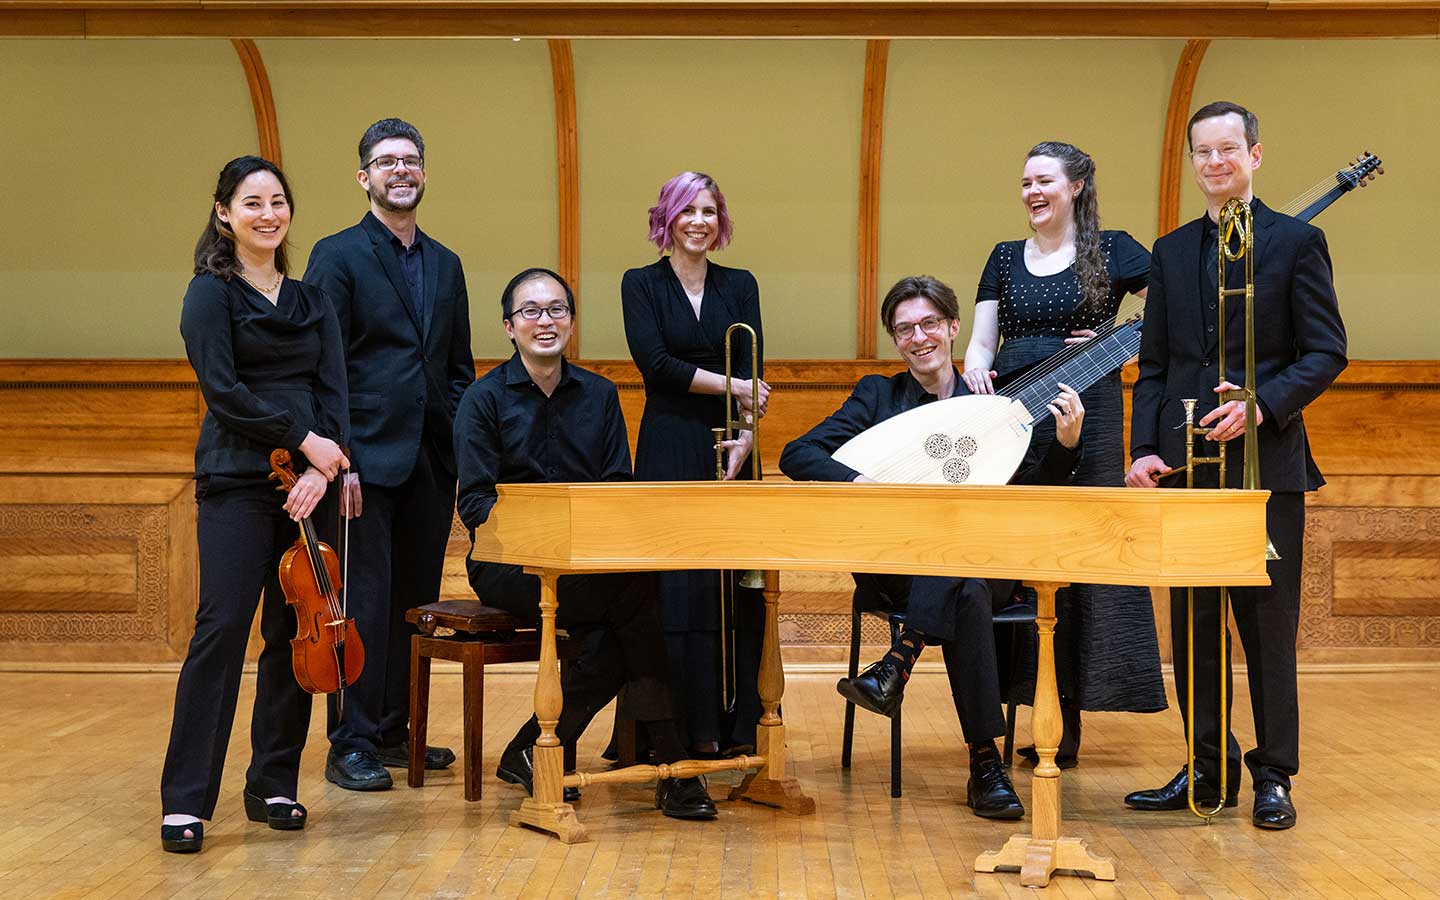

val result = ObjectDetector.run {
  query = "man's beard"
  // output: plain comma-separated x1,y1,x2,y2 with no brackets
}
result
369,177,425,213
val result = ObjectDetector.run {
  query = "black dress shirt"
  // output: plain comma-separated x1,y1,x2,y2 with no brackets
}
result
779,366,1080,486
390,232,426,332
454,354,632,530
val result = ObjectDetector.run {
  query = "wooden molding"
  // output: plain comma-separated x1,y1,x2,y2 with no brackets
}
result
6,3,1440,39
856,39,889,358
1157,39,1208,237
230,38,282,167
548,38,581,360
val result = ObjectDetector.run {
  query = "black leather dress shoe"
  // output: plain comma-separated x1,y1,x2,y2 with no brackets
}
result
326,750,393,791
376,743,456,770
1124,766,1238,811
656,776,718,820
495,743,581,803
966,754,1025,820
1252,781,1296,830
835,660,904,718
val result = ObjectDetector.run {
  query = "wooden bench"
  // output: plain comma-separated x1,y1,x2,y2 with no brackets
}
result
406,600,573,801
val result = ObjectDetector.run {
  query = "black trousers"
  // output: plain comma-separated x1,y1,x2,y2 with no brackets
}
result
324,438,455,755
1171,491,1304,790
853,572,1008,744
160,483,314,819
468,561,674,745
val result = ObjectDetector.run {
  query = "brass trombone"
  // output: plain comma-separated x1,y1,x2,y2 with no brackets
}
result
712,322,764,714
1165,197,1278,821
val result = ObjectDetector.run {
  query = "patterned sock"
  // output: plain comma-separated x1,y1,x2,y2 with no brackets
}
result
884,628,928,681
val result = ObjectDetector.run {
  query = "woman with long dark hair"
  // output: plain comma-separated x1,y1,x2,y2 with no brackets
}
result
964,141,1166,767
160,156,349,853
619,171,767,757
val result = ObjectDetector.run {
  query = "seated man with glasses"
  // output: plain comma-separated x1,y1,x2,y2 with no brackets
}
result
779,274,1085,820
453,267,717,820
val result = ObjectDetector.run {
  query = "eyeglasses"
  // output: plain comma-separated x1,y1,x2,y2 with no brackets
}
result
892,316,949,341
1190,144,1247,162
364,155,425,171
510,305,571,321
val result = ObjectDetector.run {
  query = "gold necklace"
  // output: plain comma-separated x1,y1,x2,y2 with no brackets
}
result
240,269,283,294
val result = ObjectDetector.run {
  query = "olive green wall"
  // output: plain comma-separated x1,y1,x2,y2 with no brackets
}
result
0,37,1435,360
2,40,256,357
1190,40,1436,359
877,39,1179,359
574,40,864,359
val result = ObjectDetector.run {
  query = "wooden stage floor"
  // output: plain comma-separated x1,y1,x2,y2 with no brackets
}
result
1,669,1437,899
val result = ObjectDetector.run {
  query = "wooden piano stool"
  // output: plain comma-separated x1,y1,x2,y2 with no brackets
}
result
405,600,574,802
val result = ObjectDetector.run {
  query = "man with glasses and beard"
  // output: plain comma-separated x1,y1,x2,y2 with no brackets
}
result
779,275,1086,820
305,118,475,792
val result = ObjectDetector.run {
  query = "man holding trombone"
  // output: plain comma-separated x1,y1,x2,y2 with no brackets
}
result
1125,101,1348,830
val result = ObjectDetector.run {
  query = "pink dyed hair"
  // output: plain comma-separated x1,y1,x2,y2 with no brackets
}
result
646,171,734,254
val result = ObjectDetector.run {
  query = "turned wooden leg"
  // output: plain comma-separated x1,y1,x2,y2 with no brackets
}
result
729,570,815,814
510,569,586,842
408,635,429,789
975,581,1113,887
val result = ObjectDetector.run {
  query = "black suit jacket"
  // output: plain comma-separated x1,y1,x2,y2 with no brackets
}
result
1131,198,1347,492
304,212,475,487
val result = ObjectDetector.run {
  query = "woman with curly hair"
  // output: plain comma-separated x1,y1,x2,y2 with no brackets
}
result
964,142,1166,768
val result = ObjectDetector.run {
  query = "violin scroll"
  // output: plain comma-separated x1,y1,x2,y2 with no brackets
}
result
269,448,300,491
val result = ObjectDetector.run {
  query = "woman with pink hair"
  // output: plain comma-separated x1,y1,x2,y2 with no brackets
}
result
619,171,768,758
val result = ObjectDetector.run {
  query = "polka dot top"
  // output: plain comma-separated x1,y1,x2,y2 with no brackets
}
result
975,230,1150,338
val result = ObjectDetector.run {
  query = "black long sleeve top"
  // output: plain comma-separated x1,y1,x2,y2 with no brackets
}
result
779,366,1081,486
454,354,632,531
180,273,348,485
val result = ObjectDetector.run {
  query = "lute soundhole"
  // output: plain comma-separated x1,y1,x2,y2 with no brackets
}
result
943,458,971,483
919,432,980,483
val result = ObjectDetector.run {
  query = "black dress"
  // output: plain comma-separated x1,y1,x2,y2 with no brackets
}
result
160,274,348,819
621,257,764,750
976,231,1167,714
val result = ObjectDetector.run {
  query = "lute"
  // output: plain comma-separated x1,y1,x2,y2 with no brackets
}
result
832,153,1383,484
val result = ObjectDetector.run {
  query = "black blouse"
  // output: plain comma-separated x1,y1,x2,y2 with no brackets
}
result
620,257,763,482
975,230,1150,337
180,273,348,485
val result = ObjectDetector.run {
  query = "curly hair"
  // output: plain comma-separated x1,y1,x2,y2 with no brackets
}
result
1027,141,1107,313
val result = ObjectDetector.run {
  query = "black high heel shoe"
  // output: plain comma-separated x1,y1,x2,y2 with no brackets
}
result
243,789,307,831
161,821,204,853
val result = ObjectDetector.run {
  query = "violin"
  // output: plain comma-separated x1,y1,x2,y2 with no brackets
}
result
268,448,365,697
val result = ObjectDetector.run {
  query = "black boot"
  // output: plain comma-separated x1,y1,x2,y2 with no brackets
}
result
965,744,1024,820
1017,700,1082,769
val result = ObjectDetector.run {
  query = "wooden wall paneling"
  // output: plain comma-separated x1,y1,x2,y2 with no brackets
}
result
548,38,581,359
10,3,1440,40
1157,39,1209,237
3,358,1439,665
0,475,195,663
855,39,889,358
230,38,282,167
